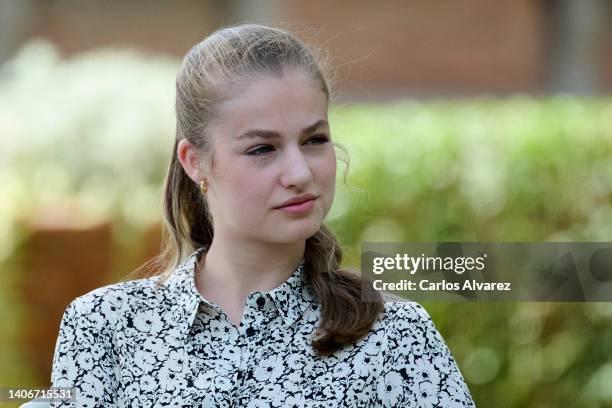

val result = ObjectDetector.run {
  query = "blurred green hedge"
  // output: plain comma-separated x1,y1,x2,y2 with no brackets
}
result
1,40,612,407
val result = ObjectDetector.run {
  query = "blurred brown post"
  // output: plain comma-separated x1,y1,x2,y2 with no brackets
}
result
16,217,113,385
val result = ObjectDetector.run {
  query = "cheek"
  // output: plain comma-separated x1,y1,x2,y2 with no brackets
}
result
317,151,337,186
223,165,270,204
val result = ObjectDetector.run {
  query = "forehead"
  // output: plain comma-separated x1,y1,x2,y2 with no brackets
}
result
213,70,328,139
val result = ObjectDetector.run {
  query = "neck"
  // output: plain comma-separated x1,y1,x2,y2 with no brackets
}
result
196,232,306,299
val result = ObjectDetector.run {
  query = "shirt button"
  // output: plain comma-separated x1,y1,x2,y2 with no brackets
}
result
246,326,256,337
256,296,266,308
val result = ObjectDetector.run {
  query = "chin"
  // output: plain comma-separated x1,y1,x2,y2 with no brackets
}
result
274,221,322,243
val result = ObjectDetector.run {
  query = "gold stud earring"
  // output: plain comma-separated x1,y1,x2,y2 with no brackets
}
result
199,179,208,194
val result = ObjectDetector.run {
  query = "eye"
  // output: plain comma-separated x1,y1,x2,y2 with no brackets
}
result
245,135,330,157
307,134,330,145
246,145,274,156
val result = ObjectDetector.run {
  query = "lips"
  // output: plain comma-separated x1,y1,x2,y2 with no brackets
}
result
275,194,318,208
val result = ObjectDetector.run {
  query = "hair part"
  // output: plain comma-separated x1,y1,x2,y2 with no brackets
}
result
120,22,384,356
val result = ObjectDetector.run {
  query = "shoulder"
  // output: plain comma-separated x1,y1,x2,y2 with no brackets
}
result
378,296,458,372
62,276,165,325
376,299,475,406
380,293,432,324
378,294,442,345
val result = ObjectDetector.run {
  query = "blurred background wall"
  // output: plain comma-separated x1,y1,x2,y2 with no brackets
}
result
1,0,612,97
1,1,611,407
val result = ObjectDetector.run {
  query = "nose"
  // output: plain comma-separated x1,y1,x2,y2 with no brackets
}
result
279,146,314,189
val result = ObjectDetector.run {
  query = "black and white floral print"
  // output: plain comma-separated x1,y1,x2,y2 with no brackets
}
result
50,247,475,407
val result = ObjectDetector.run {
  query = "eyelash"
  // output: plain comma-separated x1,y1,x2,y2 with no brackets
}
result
246,135,330,156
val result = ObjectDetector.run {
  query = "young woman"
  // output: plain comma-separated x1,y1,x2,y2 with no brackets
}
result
50,23,475,407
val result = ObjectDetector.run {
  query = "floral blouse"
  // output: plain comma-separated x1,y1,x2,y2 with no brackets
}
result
50,247,475,407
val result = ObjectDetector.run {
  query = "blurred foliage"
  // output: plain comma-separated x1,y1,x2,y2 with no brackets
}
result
1,40,612,407
327,100,612,407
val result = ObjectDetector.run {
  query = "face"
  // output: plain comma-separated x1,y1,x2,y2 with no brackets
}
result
180,69,336,244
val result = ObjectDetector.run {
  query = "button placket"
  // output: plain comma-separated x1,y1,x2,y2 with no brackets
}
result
236,298,262,383
241,294,264,338
228,318,249,401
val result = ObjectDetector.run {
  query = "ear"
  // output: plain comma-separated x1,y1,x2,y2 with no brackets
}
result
177,139,205,183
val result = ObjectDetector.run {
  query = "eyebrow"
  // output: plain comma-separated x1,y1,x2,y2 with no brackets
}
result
236,119,329,141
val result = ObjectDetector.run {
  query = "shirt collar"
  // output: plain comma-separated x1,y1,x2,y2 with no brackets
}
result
161,247,316,337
